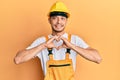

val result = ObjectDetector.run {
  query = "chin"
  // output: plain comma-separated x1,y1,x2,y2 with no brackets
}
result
54,29,64,32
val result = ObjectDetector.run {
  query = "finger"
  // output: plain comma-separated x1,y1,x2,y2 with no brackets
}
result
58,44,67,50
62,44,68,48
54,35,62,42
56,47,60,50
61,37,69,45
56,36,61,41
47,36,57,43
53,44,58,48
57,45,62,50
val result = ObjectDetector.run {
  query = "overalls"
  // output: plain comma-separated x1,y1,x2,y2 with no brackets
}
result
44,34,75,80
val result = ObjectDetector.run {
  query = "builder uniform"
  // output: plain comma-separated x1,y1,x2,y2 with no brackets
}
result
26,33,89,78
26,1,89,80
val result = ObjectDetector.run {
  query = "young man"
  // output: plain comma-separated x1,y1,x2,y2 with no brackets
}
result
14,1,102,80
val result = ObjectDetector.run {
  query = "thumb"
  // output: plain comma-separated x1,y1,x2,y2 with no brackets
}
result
58,44,67,50
47,36,57,44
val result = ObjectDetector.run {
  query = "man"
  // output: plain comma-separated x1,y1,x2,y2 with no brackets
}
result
14,1,102,80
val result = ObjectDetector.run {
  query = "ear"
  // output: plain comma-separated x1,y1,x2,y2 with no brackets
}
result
48,17,51,24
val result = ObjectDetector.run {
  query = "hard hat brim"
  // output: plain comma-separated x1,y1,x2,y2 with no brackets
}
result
49,11,69,18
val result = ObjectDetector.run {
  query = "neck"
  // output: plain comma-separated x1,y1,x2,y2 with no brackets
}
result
52,31,65,36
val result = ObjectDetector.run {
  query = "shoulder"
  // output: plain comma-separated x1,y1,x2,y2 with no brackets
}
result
71,34,83,41
70,34,89,48
26,36,47,50
33,36,46,43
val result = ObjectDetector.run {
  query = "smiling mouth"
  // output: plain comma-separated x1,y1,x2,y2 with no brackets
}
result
55,24,63,28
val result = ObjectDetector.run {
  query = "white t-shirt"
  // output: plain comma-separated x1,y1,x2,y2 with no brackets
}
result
26,33,89,75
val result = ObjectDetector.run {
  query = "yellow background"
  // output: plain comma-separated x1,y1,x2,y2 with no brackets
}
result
0,0,120,80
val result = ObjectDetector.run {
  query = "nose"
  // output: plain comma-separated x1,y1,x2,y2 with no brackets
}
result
57,17,61,24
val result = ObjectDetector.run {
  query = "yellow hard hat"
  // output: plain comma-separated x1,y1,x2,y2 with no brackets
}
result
48,1,70,18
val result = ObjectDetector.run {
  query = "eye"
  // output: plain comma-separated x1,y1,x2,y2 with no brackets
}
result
51,16,57,20
61,17,66,20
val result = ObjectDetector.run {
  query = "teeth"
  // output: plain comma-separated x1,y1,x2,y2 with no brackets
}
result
56,25,61,28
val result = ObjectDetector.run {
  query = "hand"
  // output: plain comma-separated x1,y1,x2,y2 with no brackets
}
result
58,36,73,49
45,35,73,50
44,35,59,49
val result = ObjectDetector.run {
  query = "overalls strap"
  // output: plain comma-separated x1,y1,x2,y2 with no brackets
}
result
65,34,71,60
48,48,53,60
66,48,71,60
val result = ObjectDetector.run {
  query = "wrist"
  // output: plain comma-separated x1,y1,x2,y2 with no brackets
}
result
40,42,47,49
69,43,75,50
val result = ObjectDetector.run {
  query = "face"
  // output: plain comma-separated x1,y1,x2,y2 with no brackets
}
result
49,16,67,33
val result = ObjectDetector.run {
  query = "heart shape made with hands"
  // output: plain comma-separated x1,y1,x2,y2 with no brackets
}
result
53,39,64,50
55,36,69,50
46,36,68,50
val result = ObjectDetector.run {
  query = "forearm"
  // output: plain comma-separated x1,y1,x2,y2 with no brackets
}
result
70,44,102,63
14,43,46,64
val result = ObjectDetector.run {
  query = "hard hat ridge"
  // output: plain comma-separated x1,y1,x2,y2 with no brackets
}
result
48,1,70,18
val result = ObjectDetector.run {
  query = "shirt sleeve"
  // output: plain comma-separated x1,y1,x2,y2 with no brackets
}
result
26,36,46,50
71,35,89,49
26,36,46,58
